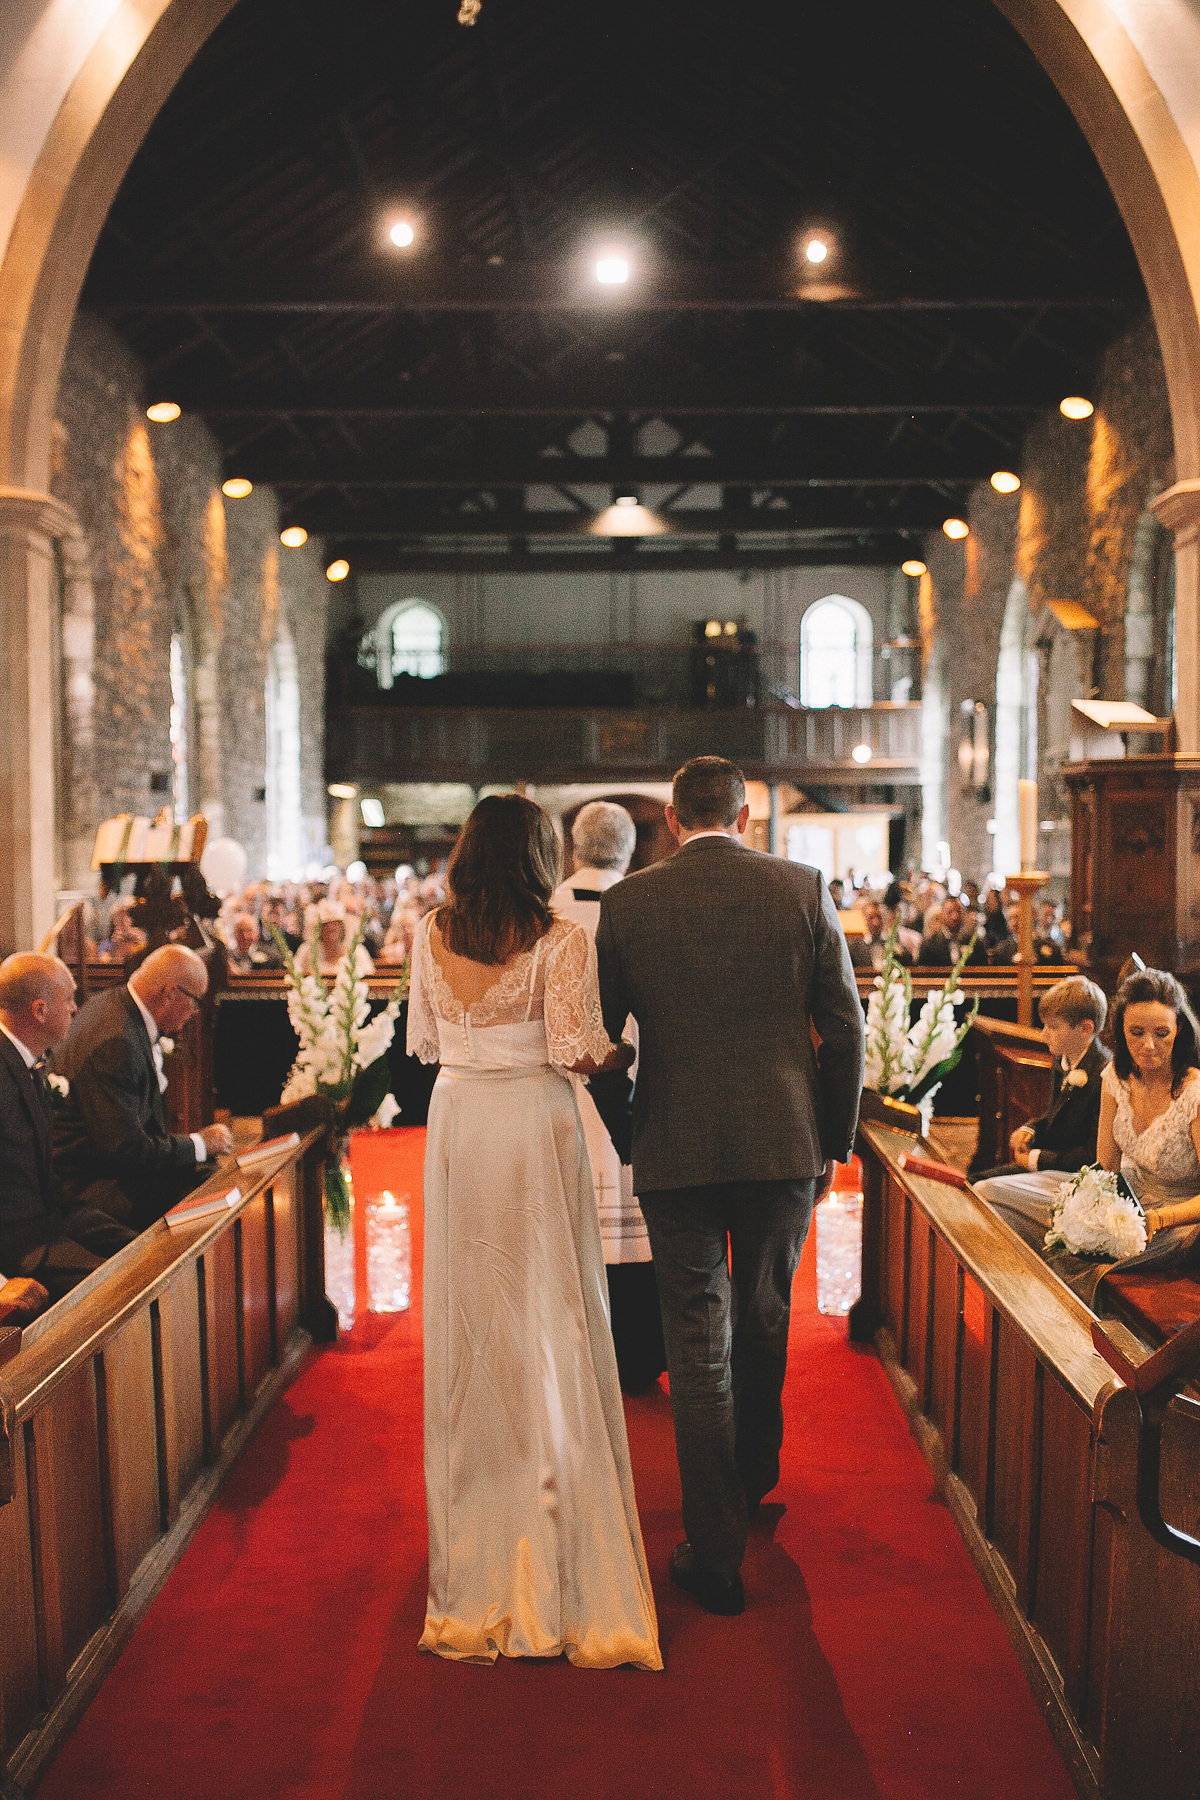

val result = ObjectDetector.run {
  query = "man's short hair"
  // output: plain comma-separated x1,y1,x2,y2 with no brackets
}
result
1038,975,1107,1031
672,757,746,830
571,802,637,872
0,953,71,1016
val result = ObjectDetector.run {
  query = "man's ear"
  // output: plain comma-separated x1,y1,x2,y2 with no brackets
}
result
734,803,750,836
665,803,683,842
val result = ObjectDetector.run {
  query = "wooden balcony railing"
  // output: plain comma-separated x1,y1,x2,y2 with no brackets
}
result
326,700,922,786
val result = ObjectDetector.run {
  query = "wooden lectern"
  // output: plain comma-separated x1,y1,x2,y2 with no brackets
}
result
1065,753,1200,985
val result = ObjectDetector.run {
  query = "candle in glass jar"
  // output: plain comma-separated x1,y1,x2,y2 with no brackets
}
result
1018,779,1038,868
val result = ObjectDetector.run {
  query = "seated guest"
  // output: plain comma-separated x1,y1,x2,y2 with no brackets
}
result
972,976,1110,1184
1096,968,1200,1248
828,877,846,911
881,883,922,964
225,911,281,972
53,946,233,1231
849,900,888,970
0,953,134,1299
981,886,1017,964
97,900,147,963
918,894,986,965
294,901,374,980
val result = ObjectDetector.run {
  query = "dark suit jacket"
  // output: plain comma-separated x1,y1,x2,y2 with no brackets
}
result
595,836,865,1193
52,988,203,1228
1028,1038,1111,1172
0,1030,59,1269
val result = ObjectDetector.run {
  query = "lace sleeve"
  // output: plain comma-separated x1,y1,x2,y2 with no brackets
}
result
1176,1072,1200,1124
544,923,615,1068
1101,1062,1123,1105
405,915,441,1065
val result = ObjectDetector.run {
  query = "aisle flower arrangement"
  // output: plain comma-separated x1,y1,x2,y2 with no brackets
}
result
1044,1166,1147,1261
273,919,408,1230
863,925,979,1109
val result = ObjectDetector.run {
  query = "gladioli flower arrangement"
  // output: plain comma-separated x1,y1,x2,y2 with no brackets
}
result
863,924,979,1107
273,918,408,1229
1044,1166,1147,1261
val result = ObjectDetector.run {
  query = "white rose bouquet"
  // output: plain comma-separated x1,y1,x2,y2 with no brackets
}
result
1044,1165,1147,1261
272,918,408,1230
863,924,979,1108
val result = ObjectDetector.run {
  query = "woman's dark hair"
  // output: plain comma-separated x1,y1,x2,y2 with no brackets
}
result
1110,967,1200,1088
437,794,561,965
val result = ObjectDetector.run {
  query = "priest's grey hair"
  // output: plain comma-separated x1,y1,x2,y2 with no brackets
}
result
571,801,637,872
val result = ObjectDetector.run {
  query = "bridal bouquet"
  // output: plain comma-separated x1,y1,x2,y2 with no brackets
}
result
1044,1166,1147,1261
273,919,408,1230
863,924,979,1107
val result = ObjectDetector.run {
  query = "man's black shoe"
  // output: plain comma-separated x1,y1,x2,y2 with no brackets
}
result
670,1541,745,1616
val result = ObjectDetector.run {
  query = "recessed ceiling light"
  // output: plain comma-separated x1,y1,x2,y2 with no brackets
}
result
990,470,1021,494
805,237,829,265
615,494,638,506
1060,395,1094,420
724,621,738,635
705,621,721,638
389,219,415,247
942,517,970,540
328,783,357,800
326,558,350,582
222,477,252,498
280,526,308,547
851,742,873,764
146,402,181,422
596,255,630,285
901,558,927,577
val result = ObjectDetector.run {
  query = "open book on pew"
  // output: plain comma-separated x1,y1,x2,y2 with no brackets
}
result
236,1131,301,1169
165,1184,241,1231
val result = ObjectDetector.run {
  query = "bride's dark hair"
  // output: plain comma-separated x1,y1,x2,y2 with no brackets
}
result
1111,968,1200,1090
437,794,560,965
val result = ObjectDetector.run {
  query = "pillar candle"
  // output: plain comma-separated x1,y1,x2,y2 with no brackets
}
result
1018,779,1038,868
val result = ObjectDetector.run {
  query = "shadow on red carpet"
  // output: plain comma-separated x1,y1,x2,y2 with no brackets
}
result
34,1129,1076,1800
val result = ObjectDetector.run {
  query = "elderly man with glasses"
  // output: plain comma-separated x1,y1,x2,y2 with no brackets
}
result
52,945,233,1231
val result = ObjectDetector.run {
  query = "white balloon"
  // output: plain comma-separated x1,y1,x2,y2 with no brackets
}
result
200,837,248,898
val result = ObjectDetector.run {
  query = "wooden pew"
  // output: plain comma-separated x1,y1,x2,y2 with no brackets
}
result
854,1120,1200,1800
0,1131,335,1794
969,1014,1055,1173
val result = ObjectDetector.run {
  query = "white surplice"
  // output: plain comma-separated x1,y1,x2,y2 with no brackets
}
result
407,912,661,1670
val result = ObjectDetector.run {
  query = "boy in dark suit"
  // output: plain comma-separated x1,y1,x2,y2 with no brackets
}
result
973,975,1110,1181
0,953,133,1301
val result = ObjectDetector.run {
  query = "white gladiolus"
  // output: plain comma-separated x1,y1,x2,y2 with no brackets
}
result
863,924,977,1101
1046,1167,1147,1261
276,919,407,1113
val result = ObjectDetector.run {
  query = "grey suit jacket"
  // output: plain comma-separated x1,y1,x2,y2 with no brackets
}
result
595,835,865,1193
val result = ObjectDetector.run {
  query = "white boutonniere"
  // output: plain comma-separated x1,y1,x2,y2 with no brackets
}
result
45,1073,70,1100
1062,1068,1089,1089
158,1036,175,1057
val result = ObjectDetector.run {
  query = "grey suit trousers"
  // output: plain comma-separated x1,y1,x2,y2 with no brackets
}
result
639,1177,816,1578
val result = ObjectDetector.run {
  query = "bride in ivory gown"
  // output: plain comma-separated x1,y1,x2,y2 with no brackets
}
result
406,795,661,1670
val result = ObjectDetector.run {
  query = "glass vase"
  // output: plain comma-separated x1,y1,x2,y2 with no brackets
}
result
366,1190,412,1313
816,1187,863,1317
324,1155,356,1332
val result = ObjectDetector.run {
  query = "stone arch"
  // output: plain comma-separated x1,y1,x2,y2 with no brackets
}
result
6,0,1200,944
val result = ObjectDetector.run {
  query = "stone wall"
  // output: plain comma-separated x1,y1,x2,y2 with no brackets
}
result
916,313,1175,890
49,312,329,894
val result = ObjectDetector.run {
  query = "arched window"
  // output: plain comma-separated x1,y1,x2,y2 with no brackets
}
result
366,599,447,689
169,628,190,818
266,619,303,879
800,595,873,706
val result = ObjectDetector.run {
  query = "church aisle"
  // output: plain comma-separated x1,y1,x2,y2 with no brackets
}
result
36,1131,1076,1800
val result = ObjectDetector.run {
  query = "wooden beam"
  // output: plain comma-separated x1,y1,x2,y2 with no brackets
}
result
333,539,916,573
250,456,998,489
288,494,959,537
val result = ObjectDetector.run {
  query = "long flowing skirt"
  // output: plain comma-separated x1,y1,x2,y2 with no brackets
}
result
421,1063,661,1670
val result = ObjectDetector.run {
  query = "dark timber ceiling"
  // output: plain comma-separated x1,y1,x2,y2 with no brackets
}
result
84,0,1148,572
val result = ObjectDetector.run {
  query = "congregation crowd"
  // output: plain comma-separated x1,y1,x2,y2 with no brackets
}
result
829,873,1068,970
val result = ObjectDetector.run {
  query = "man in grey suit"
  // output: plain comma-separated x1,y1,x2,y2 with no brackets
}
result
595,757,864,1614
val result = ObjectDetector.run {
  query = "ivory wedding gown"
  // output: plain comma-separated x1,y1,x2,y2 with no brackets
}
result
407,911,661,1670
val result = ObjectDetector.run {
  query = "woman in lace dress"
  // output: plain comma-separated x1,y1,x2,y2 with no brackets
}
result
1096,969,1200,1262
407,795,661,1671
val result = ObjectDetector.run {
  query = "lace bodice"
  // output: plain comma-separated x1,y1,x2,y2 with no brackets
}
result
1102,1062,1200,1204
406,912,614,1069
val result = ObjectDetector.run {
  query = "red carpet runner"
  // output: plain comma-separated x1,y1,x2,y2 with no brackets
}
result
38,1130,1075,1800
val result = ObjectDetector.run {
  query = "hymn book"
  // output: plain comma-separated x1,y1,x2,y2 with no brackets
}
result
236,1132,301,1169
165,1184,242,1230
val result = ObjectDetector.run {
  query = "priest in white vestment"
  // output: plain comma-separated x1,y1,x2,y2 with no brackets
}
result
553,803,666,1392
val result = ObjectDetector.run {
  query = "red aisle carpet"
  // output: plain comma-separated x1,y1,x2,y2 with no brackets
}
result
38,1129,1076,1800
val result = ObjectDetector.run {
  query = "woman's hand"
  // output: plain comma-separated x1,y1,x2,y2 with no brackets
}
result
565,1039,636,1077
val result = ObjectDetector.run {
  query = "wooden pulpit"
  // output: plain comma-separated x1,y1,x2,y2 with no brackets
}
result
1064,754,1200,985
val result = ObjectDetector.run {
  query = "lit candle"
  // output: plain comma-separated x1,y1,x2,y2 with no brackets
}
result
1018,779,1038,869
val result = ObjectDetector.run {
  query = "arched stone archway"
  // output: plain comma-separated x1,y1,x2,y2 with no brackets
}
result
4,0,1200,946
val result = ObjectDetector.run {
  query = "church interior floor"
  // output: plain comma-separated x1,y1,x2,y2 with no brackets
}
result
36,1128,1074,1800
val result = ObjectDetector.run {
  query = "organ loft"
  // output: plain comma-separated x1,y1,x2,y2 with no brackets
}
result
0,3,1199,1797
